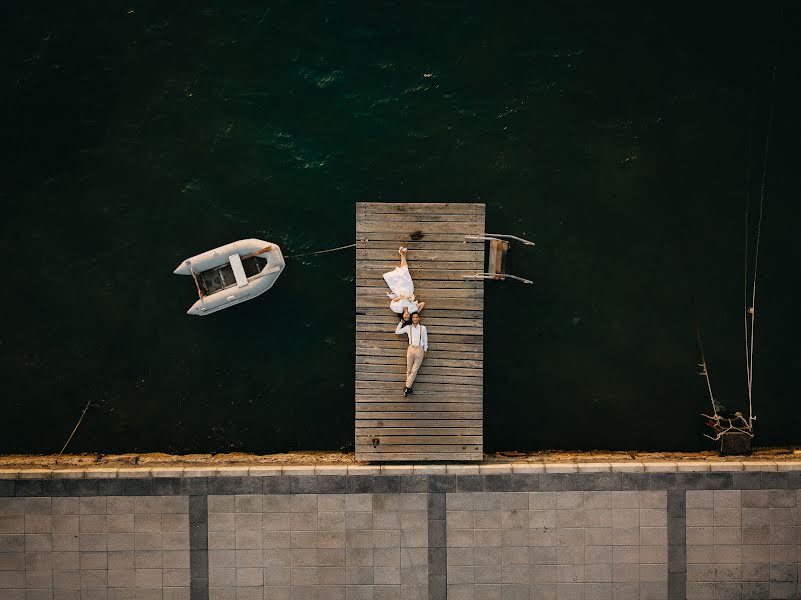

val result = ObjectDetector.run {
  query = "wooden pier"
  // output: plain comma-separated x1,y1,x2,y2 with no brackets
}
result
355,202,485,461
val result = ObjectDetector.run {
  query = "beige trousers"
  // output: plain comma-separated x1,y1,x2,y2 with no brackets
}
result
406,345,425,388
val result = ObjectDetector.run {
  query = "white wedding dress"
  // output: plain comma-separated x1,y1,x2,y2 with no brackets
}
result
382,265,419,314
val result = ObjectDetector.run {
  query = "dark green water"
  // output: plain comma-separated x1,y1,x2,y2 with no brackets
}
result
2,2,799,454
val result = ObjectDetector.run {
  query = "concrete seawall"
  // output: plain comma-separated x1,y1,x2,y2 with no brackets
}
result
1,461,800,600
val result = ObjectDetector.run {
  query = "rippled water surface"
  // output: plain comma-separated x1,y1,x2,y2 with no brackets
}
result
2,2,800,453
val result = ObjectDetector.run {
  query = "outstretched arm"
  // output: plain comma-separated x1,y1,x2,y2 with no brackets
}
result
395,321,410,335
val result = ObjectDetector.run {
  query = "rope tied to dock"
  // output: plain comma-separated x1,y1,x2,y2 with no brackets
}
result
285,241,360,259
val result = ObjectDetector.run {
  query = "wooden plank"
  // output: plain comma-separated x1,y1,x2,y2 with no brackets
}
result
357,288,483,300
358,260,483,271
357,414,481,421
358,347,482,358
357,329,483,339
355,294,487,306
357,364,483,375
355,322,484,330
356,279,483,289
356,388,481,397
357,348,482,359
358,351,483,363
356,395,482,404
356,365,484,378
357,316,484,328
355,213,480,223
356,323,482,336
357,306,483,316
356,314,485,325
357,378,483,388
357,426,483,435
358,202,483,214
356,215,483,229
359,241,483,251
356,404,483,412
357,339,482,351
356,393,482,402
356,353,483,364
357,232,481,242
357,411,481,419
356,414,483,422
358,419,482,427
356,419,481,428
358,340,482,349
358,326,482,336
357,415,483,424
356,394,482,403
355,403,482,412
355,444,481,453
356,332,483,345
355,353,484,365
356,370,484,381
356,435,483,445
358,264,483,274
358,372,483,383
357,356,483,368
356,403,481,412
358,297,483,311
358,269,483,281
357,249,482,261
355,452,483,461
356,390,482,399
357,400,483,409
356,410,482,419
356,402,484,418
358,305,483,317
359,254,483,264
354,318,484,328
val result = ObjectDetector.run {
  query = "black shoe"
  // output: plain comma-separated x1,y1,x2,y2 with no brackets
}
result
407,387,413,395
403,387,409,397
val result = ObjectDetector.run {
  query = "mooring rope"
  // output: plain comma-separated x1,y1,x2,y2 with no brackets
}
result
285,242,357,259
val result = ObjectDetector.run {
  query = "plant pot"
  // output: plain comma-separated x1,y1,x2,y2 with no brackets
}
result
719,432,752,456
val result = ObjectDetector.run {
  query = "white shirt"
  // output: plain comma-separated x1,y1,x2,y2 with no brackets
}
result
395,321,428,351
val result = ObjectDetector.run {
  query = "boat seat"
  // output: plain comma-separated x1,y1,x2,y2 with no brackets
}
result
229,254,249,288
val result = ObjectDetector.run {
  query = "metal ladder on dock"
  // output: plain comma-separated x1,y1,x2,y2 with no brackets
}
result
463,234,535,284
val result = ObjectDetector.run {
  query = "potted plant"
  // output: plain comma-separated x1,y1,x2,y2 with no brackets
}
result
696,337,754,456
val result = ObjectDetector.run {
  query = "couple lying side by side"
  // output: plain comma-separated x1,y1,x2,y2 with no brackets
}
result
383,247,428,397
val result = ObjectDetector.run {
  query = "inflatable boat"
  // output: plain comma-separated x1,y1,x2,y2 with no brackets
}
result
174,238,285,315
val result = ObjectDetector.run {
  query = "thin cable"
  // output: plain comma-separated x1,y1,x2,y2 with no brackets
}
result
285,243,356,259
58,399,92,456
747,1,783,425
742,14,756,413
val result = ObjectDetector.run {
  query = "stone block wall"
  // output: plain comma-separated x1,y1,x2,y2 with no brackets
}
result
684,490,801,600
1,463,801,599
205,493,428,600
0,495,189,600
445,491,668,600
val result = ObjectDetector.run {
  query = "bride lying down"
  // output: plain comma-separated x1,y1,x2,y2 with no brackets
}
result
382,246,425,319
